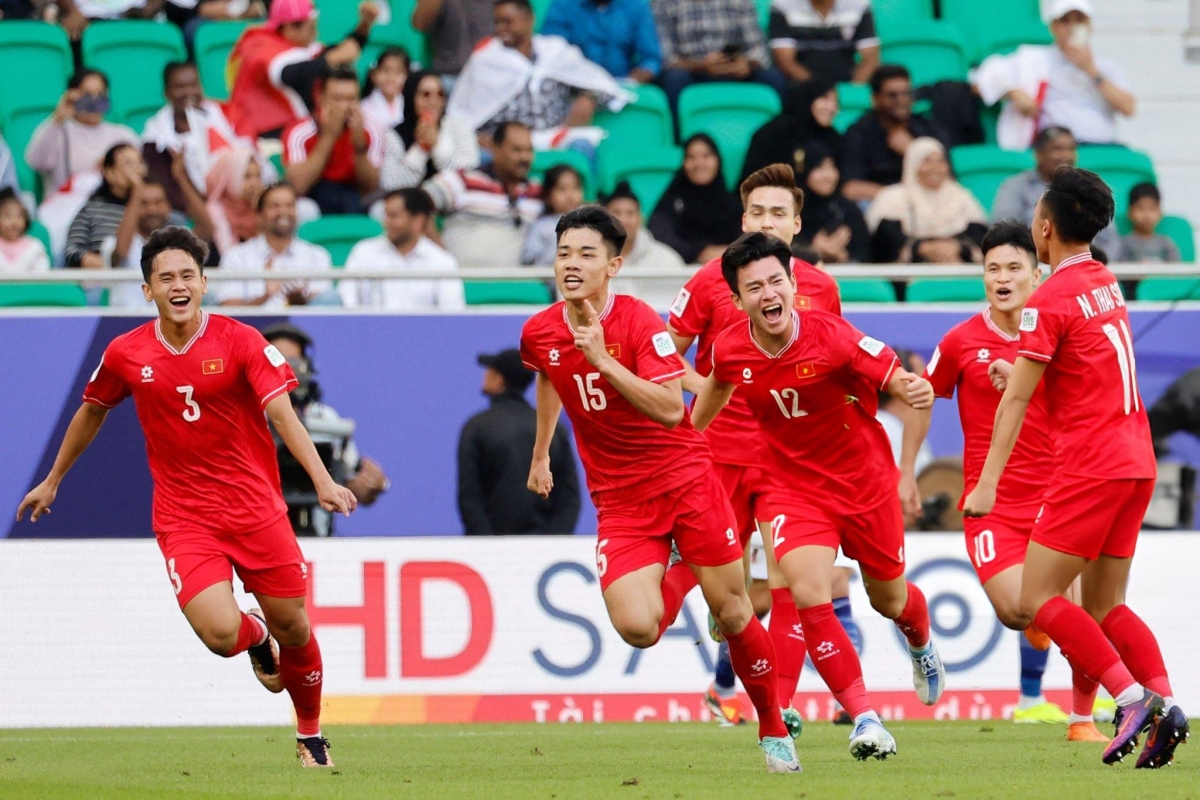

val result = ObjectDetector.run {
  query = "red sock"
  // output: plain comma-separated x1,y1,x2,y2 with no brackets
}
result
1071,666,1099,717
1099,605,1173,698
223,613,264,658
655,562,699,643
768,588,804,708
894,582,931,648
796,603,872,719
279,633,324,737
725,616,788,739
1034,596,1134,697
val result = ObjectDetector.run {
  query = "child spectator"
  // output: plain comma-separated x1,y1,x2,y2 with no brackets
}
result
362,47,411,130
0,189,51,273
1122,183,1181,263
520,164,584,265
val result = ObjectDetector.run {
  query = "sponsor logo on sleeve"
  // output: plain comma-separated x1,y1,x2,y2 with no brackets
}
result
857,336,885,357
264,344,287,367
652,331,676,358
669,288,691,317
1020,308,1038,332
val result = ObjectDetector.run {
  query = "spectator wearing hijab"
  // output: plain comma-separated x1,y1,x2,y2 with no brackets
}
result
648,134,742,264
381,71,480,190
796,142,870,263
865,137,987,264
741,79,841,183
206,148,265,258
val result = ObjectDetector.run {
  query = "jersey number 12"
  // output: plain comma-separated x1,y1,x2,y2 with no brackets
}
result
1101,321,1140,415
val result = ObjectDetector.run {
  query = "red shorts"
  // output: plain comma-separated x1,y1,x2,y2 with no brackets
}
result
962,499,1041,584
1031,476,1154,560
713,461,769,546
156,514,307,608
594,470,741,591
763,492,906,582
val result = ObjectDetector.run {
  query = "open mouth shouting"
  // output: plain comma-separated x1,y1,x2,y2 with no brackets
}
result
994,286,1013,303
168,295,191,310
763,303,784,324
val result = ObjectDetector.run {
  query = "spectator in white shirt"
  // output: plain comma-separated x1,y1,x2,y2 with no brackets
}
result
339,187,464,310
362,47,411,130
216,182,336,307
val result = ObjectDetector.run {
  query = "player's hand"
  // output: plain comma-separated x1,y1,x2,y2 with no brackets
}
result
962,482,996,518
16,480,57,523
988,358,1013,392
898,470,922,520
527,456,553,499
901,373,934,409
572,299,610,367
317,480,358,517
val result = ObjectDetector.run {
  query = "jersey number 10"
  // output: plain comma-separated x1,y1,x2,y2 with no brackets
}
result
1101,321,1140,415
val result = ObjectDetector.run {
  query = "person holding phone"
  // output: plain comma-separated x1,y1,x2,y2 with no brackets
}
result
381,71,480,190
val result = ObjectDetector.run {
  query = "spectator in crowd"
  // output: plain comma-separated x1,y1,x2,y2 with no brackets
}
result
339,188,464,310
99,176,173,307
381,71,480,190
0,0,36,19
283,64,385,215
205,148,264,257
797,142,870,263
423,121,543,267
1123,183,1181,263
412,0,496,82
648,133,742,264
0,134,18,196
225,0,379,139
458,348,581,535
741,78,841,182
768,0,880,87
263,323,389,537
447,0,628,151
217,181,336,307
603,180,687,307
973,0,1135,150
55,0,163,40
361,47,411,130
990,126,1122,257
865,137,986,264
521,164,585,265
26,69,138,198
541,0,663,83
165,0,268,46
0,189,51,273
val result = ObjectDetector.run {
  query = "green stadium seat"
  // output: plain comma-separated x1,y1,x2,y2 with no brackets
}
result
973,23,1053,63
464,281,553,305
906,278,986,303
298,215,382,266
83,22,187,131
594,84,674,148
0,283,87,308
755,0,772,30
531,150,596,200
678,84,781,189
362,0,432,75
530,0,555,29
597,144,682,212
837,278,897,303
0,23,72,124
879,20,970,86
939,0,1046,62
950,144,1035,213
193,21,253,102
315,0,360,41
2,102,55,196
1115,215,1196,263
834,83,871,133
1135,277,1200,302
1076,146,1156,216
872,0,934,30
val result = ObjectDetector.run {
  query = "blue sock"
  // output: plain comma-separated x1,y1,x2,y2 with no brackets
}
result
833,595,863,655
1019,634,1049,698
714,641,736,694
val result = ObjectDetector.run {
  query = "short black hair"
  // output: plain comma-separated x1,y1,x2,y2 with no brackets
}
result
555,205,626,256
792,244,821,265
140,225,209,282
494,0,533,14
325,63,360,88
0,188,31,233
1033,125,1074,152
721,232,793,294
601,180,639,208
980,221,1038,267
257,181,297,212
1129,181,1161,207
1040,166,1114,245
493,120,530,147
384,187,435,218
163,60,197,87
68,68,109,91
869,64,910,95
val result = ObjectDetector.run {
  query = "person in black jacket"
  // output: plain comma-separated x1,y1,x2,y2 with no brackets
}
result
458,349,581,534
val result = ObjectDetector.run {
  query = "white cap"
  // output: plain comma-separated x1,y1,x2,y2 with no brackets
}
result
1043,0,1093,24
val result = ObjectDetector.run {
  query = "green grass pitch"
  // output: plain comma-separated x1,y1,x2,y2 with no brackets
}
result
0,720,1195,799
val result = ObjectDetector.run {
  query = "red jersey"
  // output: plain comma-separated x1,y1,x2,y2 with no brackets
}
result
1016,253,1156,480
925,309,1056,506
711,310,900,512
669,256,841,466
283,115,385,185
521,294,712,502
83,312,298,533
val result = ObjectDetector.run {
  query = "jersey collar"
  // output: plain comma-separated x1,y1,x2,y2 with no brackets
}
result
562,292,615,333
155,310,208,356
1052,251,1093,274
981,308,1019,342
749,310,800,359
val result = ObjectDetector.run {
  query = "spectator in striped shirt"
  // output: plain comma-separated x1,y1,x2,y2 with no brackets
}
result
283,65,385,215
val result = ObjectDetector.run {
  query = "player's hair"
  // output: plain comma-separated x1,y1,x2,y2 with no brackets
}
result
980,221,1038,268
493,120,530,147
555,205,627,256
140,225,209,282
792,244,821,265
68,68,109,92
494,0,533,14
0,188,32,234
739,163,804,215
869,64,910,95
1040,166,1114,245
163,61,197,87
721,231,793,294
384,187,435,218
1128,181,1161,207
1032,125,1074,152
256,181,297,212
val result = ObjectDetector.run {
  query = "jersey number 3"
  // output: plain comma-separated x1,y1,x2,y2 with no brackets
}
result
1101,321,1140,415
176,385,201,422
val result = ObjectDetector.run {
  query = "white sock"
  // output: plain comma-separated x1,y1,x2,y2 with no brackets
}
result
1163,696,1176,712
247,613,268,646
1017,694,1046,710
1068,713,1094,724
297,729,322,740
1114,684,1145,707
854,710,880,725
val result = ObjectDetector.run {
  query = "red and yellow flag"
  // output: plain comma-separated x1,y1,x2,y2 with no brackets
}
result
796,362,817,379
605,343,622,359
795,295,811,310
202,359,224,375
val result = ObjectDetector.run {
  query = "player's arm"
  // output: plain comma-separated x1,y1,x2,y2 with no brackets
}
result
898,403,932,518
690,371,736,433
17,403,109,522
668,327,705,395
528,373,562,499
962,356,1047,517
884,367,934,410
265,394,357,516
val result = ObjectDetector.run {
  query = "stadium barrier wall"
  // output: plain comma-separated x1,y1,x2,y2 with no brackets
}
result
3,309,1199,539
1,534,1196,728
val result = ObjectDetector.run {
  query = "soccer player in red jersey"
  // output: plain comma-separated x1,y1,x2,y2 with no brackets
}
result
692,232,945,761
521,206,801,773
668,164,847,723
919,221,1107,742
16,227,356,769
964,167,1188,768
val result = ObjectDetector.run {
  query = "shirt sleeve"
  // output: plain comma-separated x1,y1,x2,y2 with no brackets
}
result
237,325,299,406
923,330,960,400
667,270,712,337
631,302,686,384
768,9,798,49
1016,292,1064,364
284,122,314,166
710,334,737,384
82,347,131,409
854,8,880,49
826,314,900,389
520,320,544,373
